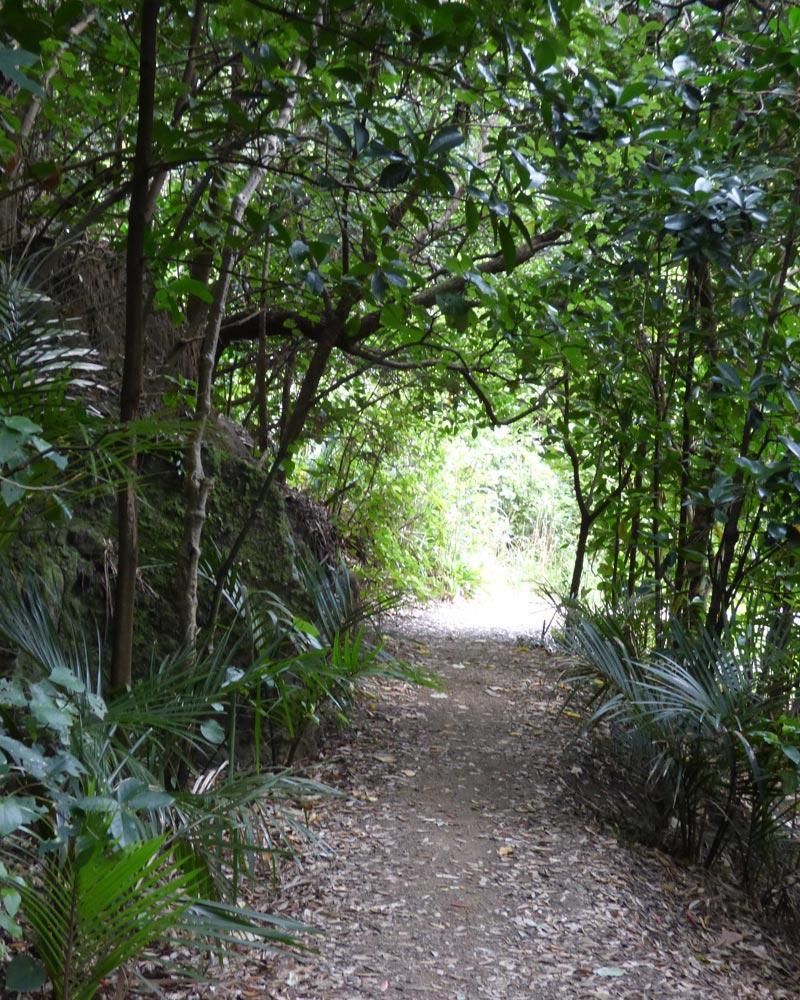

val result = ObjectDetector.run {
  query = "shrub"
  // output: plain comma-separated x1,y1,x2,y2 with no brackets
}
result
0,578,318,997
562,609,800,895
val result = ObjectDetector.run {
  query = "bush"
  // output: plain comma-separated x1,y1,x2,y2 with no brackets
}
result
0,578,320,997
562,608,800,897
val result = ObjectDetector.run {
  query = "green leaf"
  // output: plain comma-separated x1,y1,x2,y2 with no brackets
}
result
293,617,320,637
428,127,464,157
371,269,387,301
466,271,496,297
127,788,175,809
0,429,24,468
1,479,26,507
325,120,352,152
384,271,407,288
200,719,225,745
534,39,557,71
616,82,648,107
489,191,510,217
6,955,47,992
0,910,22,938
18,833,195,998
49,666,85,694
749,372,778,392
0,736,50,779
781,437,800,460
353,119,369,154
781,745,800,766
672,54,696,76
498,222,517,272
2,886,21,920
85,692,107,719
289,240,309,264
465,199,479,234
735,456,766,476
29,687,75,739
714,361,741,392
664,212,693,231
379,160,413,188
3,415,41,434
682,84,702,111
0,45,42,95
0,797,43,836
510,149,546,188
305,270,325,295
163,276,213,303
0,679,26,708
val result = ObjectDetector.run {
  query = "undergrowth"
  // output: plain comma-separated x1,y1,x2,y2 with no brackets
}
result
559,599,800,926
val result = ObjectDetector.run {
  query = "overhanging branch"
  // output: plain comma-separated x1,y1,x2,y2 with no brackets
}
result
218,224,568,351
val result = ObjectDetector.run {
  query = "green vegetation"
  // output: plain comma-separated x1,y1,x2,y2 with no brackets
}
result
563,608,800,894
294,419,577,600
0,579,317,996
1,0,800,987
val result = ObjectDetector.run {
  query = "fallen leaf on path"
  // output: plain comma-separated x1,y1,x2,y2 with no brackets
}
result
401,769,417,777
498,845,516,857
715,929,745,949
373,754,397,764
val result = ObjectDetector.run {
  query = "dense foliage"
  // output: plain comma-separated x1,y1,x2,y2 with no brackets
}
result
292,421,576,598
2,0,800,985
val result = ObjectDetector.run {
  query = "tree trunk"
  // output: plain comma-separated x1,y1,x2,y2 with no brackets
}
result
706,186,798,635
570,514,591,602
110,0,160,692
177,69,301,652
208,332,339,631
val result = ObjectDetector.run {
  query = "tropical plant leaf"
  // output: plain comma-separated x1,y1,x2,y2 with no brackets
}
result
13,833,192,1000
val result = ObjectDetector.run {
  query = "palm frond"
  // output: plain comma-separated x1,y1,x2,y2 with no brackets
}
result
0,257,106,410
13,831,192,1000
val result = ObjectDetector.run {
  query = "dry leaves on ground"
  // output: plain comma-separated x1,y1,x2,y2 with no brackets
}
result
157,598,800,1000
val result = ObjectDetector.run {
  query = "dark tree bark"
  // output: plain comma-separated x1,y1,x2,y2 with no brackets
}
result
110,0,160,692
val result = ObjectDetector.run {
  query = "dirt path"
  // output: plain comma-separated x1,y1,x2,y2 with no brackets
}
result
225,595,798,1000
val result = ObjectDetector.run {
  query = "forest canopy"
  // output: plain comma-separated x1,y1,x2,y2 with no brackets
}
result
1,0,799,671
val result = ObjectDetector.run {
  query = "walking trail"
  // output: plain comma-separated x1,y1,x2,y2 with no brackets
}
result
208,586,799,999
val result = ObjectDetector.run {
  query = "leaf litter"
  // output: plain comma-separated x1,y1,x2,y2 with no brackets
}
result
156,594,800,1000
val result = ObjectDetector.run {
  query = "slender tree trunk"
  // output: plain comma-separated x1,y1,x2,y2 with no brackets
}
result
110,0,160,692
673,255,717,635
706,186,799,634
208,331,339,631
650,432,663,627
674,363,695,624
178,70,301,652
570,515,591,602
627,439,646,598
